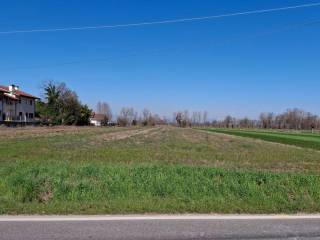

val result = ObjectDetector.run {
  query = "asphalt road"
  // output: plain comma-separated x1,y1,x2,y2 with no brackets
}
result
1,215,320,240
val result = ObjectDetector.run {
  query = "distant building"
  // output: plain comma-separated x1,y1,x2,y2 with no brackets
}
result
0,84,39,123
90,113,107,126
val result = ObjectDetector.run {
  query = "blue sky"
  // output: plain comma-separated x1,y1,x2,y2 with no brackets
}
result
0,0,319,119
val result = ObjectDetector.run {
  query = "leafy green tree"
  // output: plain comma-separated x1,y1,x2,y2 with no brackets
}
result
78,105,92,125
38,81,92,125
44,82,61,124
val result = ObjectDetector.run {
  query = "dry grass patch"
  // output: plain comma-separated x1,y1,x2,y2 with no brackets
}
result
0,126,104,139
1,126,320,173
93,127,158,141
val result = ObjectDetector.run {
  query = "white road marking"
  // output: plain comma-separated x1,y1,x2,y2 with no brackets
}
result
1,215,320,222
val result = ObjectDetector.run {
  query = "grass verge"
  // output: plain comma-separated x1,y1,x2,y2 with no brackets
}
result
1,161,320,214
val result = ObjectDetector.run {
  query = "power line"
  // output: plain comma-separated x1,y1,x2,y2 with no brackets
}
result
0,2,320,35
2,18,320,71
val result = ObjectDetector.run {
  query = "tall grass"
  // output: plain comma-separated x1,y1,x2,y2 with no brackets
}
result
1,161,320,214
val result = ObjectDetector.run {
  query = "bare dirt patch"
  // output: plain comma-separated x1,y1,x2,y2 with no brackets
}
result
90,127,160,143
0,126,96,139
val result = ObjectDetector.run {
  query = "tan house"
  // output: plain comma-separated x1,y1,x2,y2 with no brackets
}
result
0,84,39,123
90,113,108,126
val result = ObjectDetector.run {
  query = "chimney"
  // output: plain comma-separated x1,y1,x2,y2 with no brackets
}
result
8,84,19,93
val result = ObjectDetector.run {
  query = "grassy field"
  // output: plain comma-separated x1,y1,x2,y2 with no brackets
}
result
1,126,320,214
205,128,320,150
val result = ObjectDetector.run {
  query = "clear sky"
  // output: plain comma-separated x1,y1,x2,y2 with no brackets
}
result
0,0,319,119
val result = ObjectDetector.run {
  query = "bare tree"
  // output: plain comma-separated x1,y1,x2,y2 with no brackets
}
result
132,110,139,126
142,108,155,126
175,111,190,127
117,107,135,127
175,112,183,127
191,111,202,126
202,111,208,126
183,110,190,127
211,109,320,131
96,102,102,114
238,117,255,128
224,115,234,128
96,101,112,122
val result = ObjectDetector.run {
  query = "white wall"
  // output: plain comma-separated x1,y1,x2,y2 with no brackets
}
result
16,97,35,121
90,119,101,126
2,98,16,121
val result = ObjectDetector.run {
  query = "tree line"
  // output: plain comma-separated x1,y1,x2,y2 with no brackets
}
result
36,82,319,130
174,109,320,130
36,82,169,126
96,105,168,127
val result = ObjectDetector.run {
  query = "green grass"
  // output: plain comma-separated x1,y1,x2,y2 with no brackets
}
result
1,126,320,173
205,128,320,150
1,161,320,214
1,126,320,214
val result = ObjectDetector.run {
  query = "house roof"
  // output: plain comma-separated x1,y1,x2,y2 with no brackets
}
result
0,85,39,99
0,87,9,93
90,113,107,121
3,93,19,100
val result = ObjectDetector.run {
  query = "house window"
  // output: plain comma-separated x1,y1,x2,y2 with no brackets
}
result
30,100,33,105
29,113,34,119
18,99,21,104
